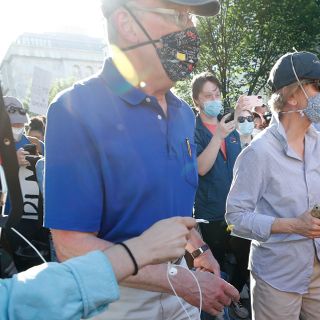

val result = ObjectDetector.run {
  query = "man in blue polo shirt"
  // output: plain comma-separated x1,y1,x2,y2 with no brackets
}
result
45,1,239,319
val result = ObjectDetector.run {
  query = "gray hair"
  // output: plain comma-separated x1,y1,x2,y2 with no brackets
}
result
268,82,300,113
107,15,118,45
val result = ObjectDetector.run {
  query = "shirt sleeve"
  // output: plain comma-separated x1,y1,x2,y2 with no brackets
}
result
225,146,275,242
0,251,119,320
194,126,206,156
44,90,103,232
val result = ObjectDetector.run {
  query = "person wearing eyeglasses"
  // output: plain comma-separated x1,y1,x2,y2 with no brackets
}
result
226,51,320,320
44,1,239,319
236,110,255,149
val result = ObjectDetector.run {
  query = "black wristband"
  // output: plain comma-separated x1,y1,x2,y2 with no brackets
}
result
116,242,139,276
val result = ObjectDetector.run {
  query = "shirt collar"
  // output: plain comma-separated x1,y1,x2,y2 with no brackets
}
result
99,58,146,106
99,58,181,108
269,112,318,158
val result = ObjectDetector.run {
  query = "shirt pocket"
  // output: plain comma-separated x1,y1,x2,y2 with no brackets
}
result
182,141,198,188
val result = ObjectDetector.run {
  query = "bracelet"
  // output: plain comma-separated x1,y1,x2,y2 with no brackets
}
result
116,242,139,276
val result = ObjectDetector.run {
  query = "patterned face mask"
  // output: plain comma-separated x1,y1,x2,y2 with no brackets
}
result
122,6,200,82
302,93,320,123
154,27,200,81
280,92,320,123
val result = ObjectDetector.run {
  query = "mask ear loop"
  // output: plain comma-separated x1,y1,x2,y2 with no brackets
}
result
121,5,160,51
291,54,309,100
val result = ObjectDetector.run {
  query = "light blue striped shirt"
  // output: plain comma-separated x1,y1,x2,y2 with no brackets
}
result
226,114,320,294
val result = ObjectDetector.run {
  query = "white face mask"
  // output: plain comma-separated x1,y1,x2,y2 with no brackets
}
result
12,127,24,142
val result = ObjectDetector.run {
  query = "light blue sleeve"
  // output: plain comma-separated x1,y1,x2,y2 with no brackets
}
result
0,251,119,320
226,146,275,242
35,157,45,194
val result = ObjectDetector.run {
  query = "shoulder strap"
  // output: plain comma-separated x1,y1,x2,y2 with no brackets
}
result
0,86,23,228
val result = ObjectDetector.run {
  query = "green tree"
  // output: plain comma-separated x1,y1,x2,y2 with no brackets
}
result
175,0,320,108
48,77,76,105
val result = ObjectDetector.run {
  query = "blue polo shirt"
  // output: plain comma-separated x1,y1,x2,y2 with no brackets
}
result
194,116,241,221
44,59,198,243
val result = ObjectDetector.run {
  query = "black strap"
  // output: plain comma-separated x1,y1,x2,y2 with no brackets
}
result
121,5,159,52
0,85,24,228
116,242,139,275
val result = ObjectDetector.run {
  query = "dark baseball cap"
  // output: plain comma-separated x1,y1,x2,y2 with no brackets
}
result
4,96,29,124
268,51,320,93
102,0,220,17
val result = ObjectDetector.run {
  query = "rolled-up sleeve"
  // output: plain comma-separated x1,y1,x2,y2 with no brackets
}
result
0,251,119,320
226,147,275,242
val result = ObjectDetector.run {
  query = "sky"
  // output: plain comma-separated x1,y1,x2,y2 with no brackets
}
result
0,0,106,61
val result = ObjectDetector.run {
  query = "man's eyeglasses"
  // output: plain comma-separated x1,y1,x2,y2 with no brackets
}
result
7,105,27,115
127,5,194,29
238,115,254,123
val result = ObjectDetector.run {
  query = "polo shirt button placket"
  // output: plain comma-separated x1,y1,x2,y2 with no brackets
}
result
145,97,151,103
157,115,162,120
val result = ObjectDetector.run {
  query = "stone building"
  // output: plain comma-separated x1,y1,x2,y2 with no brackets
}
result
0,32,106,101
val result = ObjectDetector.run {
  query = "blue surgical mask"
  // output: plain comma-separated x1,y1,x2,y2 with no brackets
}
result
238,121,254,136
203,100,223,117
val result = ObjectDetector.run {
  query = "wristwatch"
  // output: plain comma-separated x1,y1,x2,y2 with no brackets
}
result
190,244,209,259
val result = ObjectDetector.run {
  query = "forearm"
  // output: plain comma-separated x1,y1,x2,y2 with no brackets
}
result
197,135,222,176
1,252,120,320
51,230,185,293
51,229,112,261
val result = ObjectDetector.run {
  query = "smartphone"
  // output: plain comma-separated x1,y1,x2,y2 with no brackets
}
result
23,144,37,155
217,109,235,123
245,95,264,108
311,204,320,219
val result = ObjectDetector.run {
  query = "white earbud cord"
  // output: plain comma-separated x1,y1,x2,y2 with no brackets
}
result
167,262,202,320
11,227,47,263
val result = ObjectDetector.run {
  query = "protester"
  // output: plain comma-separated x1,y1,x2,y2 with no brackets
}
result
226,51,320,320
251,103,269,117
236,109,254,148
2,96,48,272
27,116,45,142
44,1,239,319
191,72,248,319
252,111,265,136
0,216,197,320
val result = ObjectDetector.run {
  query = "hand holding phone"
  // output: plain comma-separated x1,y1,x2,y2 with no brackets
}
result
311,204,320,219
244,95,264,109
23,144,37,155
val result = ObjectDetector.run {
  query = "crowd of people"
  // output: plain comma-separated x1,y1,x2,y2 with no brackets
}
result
0,0,320,319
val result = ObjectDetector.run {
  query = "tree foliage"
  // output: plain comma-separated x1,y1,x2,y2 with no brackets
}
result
48,77,76,105
175,0,320,107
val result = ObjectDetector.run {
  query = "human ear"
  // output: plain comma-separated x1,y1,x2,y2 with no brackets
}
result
112,9,139,45
287,96,298,106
